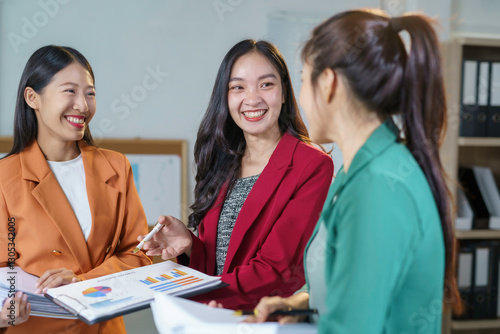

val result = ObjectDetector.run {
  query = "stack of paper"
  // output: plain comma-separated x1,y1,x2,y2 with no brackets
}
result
0,266,76,319
45,261,223,324
151,294,318,334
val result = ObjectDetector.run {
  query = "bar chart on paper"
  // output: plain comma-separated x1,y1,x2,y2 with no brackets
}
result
45,261,223,324
140,268,204,292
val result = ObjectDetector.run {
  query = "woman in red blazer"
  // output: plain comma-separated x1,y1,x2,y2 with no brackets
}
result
0,46,151,333
140,40,333,310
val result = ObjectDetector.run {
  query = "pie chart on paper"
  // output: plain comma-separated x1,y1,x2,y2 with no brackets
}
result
82,286,112,297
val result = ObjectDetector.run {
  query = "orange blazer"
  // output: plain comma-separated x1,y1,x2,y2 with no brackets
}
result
0,141,151,334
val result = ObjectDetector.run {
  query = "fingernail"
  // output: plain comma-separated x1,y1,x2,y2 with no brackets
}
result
35,289,41,294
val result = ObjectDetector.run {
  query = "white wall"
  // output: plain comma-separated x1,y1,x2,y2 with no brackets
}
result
0,0,368,206
451,0,500,35
1,0,496,207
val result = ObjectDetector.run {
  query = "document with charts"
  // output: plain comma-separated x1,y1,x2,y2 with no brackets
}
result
45,261,223,325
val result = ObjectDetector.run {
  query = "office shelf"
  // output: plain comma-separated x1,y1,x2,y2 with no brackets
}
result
455,230,500,239
441,35,500,334
458,137,500,147
451,319,500,331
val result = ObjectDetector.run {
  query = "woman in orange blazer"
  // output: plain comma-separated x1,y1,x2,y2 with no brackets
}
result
140,40,333,310
0,45,151,333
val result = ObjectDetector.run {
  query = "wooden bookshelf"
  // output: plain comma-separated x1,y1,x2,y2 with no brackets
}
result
455,230,500,239
451,319,500,331
441,35,500,334
458,137,500,147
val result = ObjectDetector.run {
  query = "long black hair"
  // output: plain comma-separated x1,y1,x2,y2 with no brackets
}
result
4,45,95,159
188,39,310,229
302,9,461,313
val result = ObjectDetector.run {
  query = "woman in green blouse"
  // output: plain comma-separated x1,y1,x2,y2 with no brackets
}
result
252,9,462,333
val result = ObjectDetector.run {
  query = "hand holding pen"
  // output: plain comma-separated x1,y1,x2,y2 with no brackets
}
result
135,215,193,259
245,293,312,324
133,221,164,253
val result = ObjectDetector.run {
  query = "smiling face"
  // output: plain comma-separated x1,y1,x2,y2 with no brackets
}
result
227,52,284,139
26,62,96,148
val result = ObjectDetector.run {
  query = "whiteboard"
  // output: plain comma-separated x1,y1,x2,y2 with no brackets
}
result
126,154,182,226
0,136,187,226
0,151,182,226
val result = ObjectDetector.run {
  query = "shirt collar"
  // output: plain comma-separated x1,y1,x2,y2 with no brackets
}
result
333,119,400,191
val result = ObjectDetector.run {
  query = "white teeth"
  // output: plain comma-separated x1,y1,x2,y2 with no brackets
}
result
242,110,266,118
66,116,84,124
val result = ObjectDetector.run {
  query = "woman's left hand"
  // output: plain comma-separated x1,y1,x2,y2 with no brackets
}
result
35,267,81,294
0,291,30,327
207,300,223,308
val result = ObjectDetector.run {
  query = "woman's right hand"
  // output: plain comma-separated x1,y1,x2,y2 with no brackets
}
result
0,291,30,327
138,215,193,259
247,292,310,324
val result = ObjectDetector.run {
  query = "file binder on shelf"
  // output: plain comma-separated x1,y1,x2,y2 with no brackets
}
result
455,241,500,320
460,60,478,137
476,61,490,137
459,167,491,229
456,187,474,231
460,59,500,138
454,243,474,320
491,241,500,319
472,243,492,319
472,166,500,229
496,245,500,318
489,62,500,137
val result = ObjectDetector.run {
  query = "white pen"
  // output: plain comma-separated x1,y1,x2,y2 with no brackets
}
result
133,221,164,254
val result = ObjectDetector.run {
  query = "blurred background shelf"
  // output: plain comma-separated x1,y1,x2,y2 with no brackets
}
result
455,230,500,239
441,34,500,334
451,319,500,331
458,137,500,147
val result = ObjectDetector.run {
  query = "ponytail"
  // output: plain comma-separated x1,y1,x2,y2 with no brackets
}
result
302,9,462,314
394,15,462,314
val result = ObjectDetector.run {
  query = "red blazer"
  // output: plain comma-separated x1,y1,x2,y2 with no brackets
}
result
181,133,333,309
0,141,151,334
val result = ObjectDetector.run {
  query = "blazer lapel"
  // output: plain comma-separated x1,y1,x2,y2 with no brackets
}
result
80,143,120,266
21,141,92,273
223,133,298,273
202,184,228,275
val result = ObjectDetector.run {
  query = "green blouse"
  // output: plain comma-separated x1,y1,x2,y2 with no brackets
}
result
303,120,445,333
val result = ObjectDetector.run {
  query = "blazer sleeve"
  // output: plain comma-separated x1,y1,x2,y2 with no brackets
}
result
178,231,206,271
319,176,420,333
194,154,333,309
78,157,151,280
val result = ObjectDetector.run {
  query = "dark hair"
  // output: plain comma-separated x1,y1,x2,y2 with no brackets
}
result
188,39,310,229
4,45,95,158
301,9,461,313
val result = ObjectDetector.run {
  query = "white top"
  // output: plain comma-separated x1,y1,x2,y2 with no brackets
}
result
47,155,92,241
